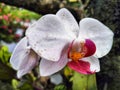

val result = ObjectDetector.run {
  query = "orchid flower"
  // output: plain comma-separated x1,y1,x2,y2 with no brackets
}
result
10,8,114,78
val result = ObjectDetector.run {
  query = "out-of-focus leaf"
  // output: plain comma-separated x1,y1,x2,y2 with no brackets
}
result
72,71,97,90
12,77,35,90
0,3,40,43
54,84,67,90
0,81,14,90
69,0,77,2
18,79,34,90
11,9,40,20
12,79,19,90
0,45,15,80
0,60,16,80
0,46,11,63
64,66,73,78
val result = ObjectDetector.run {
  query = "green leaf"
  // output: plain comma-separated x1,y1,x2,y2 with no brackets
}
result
72,72,97,90
69,0,77,2
0,81,14,90
18,79,34,90
64,66,73,77
12,79,19,90
0,46,11,63
0,61,16,80
54,84,67,90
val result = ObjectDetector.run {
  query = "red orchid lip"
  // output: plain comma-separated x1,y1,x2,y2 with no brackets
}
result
67,60,95,75
67,39,96,74
67,39,96,61
84,39,96,57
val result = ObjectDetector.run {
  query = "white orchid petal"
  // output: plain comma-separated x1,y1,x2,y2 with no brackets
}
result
17,51,39,78
10,37,29,70
10,37,39,73
56,8,79,37
40,50,68,76
79,18,114,58
17,50,39,78
26,15,73,61
82,56,100,72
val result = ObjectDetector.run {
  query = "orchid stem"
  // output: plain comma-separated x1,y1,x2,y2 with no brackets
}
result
72,71,97,90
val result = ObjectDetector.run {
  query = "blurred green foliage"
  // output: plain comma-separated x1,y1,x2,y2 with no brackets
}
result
54,84,67,90
0,3,40,43
0,45,36,90
0,45,11,64
0,3,40,18
0,81,14,90
0,46,15,80
67,0,81,7
0,3,41,90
